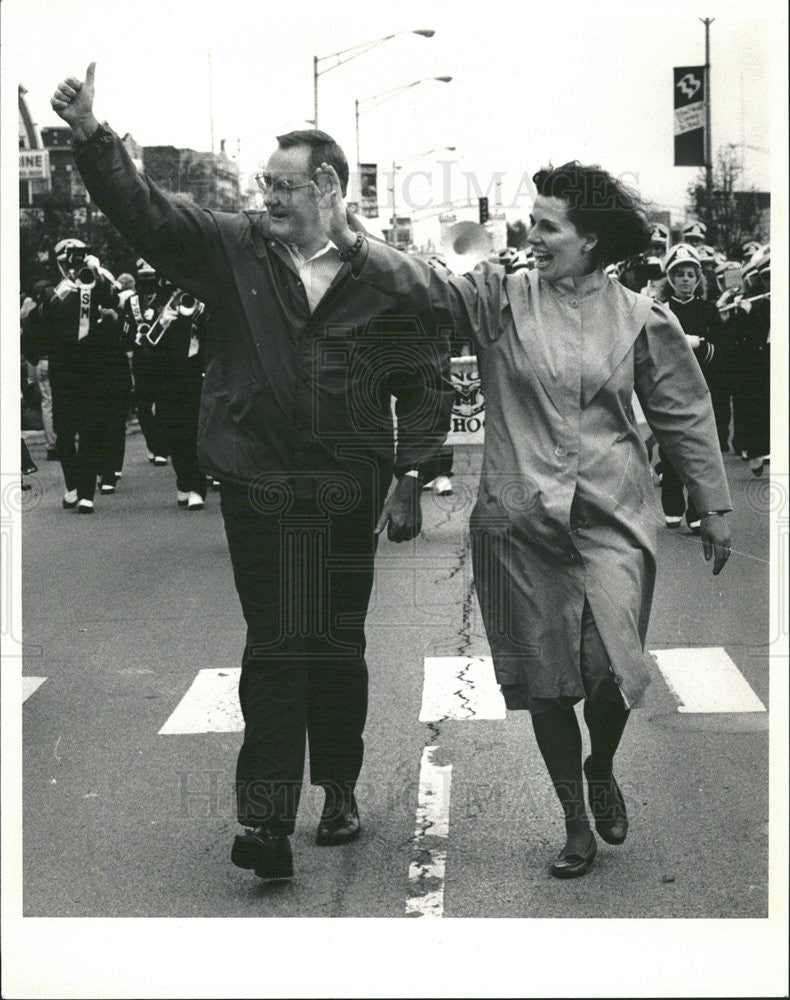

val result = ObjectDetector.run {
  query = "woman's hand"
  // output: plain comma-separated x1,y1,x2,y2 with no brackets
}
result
701,513,731,575
313,163,356,252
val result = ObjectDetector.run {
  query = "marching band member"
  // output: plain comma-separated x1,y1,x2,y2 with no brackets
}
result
681,219,707,248
718,246,770,476
33,239,128,513
21,281,58,460
648,221,669,259
641,222,669,298
695,244,723,303
658,243,732,528
741,240,761,263
147,284,208,509
124,259,168,466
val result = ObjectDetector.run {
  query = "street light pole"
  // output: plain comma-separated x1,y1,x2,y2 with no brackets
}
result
313,29,435,128
208,50,215,154
701,17,715,233
391,161,399,226
313,55,319,132
354,75,452,181
355,98,361,177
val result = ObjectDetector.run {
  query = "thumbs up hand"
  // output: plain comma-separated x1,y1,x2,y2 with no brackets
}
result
51,62,99,141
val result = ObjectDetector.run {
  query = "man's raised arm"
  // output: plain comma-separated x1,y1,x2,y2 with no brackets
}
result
50,63,225,302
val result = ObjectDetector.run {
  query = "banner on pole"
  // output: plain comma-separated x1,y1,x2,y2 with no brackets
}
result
359,163,378,218
673,66,706,166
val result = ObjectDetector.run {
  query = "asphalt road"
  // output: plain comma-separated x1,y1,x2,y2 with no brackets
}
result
15,427,775,928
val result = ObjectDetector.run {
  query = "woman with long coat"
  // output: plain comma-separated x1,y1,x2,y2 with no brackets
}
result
320,160,733,878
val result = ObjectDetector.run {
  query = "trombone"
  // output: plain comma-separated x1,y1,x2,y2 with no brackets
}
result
143,290,201,345
718,291,770,313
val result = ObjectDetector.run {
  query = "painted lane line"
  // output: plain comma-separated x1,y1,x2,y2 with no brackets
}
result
420,656,506,722
405,851,448,919
23,677,46,702
652,647,766,713
405,746,452,918
158,668,242,734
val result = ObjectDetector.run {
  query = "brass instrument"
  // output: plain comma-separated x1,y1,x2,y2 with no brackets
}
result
75,265,96,289
144,290,203,345
718,291,770,313
177,292,199,317
439,221,493,274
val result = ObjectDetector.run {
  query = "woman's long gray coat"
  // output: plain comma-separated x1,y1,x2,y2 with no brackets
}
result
355,246,732,706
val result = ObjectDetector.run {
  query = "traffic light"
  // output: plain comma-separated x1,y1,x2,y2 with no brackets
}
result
478,197,489,225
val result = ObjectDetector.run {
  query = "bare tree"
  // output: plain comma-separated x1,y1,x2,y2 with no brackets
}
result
686,145,767,258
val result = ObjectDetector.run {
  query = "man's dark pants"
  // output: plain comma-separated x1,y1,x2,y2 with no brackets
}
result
52,366,109,501
219,475,385,834
157,359,206,496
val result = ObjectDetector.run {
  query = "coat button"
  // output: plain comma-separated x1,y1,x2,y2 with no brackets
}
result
614,675,623,685
555,444,566,458
569,298,579,308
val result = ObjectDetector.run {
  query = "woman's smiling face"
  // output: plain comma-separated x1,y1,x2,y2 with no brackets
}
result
527,195,598,280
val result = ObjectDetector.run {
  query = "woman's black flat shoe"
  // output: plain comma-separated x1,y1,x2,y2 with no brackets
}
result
550,832,597,879
584,756,628,845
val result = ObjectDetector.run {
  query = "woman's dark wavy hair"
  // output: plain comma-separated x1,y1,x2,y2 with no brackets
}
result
532,161,651,265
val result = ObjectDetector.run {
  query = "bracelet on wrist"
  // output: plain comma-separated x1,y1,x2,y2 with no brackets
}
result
337,231,364,262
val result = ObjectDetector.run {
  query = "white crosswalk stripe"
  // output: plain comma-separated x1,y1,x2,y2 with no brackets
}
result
158,668,242,734
419,656,506,722
23,677,47,702
652,647,766,713
156,646,766,737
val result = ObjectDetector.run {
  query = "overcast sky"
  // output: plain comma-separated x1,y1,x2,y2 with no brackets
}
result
6,0,778,235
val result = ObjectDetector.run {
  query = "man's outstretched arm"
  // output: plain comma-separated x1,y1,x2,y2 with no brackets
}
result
51,63,225,301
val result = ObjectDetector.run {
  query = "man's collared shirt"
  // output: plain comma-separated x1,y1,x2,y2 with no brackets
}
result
285,241,343,312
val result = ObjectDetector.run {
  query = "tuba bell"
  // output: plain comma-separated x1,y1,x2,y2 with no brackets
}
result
439,221,493,274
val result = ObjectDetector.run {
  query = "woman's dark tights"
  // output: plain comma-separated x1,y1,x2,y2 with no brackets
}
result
531,698,629,851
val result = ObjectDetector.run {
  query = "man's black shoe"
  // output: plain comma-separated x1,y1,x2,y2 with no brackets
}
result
315,796,360,846
231,826,293,879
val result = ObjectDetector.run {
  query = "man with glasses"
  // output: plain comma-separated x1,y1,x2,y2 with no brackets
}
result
51,63,454,881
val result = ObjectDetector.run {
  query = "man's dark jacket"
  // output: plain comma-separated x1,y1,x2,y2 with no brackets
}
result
74,124,454,494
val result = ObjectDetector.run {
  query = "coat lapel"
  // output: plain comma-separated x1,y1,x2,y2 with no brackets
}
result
580,281,654,407
506,269,566,414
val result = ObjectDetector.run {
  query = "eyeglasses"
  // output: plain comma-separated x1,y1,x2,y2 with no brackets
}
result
254,172,314,198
